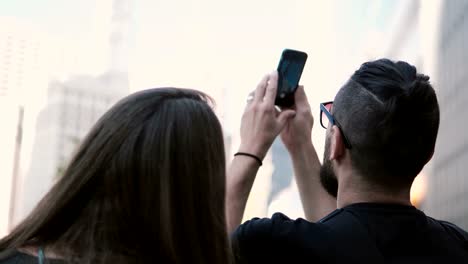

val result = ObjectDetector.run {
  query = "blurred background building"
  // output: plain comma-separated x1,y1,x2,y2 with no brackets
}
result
4,0,133,228
0,17,77,236
0,99,21,237
268,139,294,205
15,73,129,224
424,0,468,230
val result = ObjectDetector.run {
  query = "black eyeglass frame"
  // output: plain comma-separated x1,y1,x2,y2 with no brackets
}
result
319,101,352,149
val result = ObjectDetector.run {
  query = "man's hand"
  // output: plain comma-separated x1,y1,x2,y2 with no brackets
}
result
226,71,295,233
239,72,296,159
280,85,314,155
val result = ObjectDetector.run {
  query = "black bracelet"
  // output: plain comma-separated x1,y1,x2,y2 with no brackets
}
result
234,152,262,166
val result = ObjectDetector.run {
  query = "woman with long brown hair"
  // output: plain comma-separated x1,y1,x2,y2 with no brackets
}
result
0,88,230,263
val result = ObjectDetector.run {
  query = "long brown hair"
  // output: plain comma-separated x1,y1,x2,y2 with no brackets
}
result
0,88,230,263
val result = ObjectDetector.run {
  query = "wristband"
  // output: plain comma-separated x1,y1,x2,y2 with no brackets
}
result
234,152,262,166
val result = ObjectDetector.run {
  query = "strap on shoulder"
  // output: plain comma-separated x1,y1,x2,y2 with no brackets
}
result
38,247,45,264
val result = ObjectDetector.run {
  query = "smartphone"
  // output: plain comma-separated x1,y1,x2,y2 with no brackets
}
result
275,49,308,107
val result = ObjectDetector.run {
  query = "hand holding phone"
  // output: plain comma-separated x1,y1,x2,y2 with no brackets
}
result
275,49,308,107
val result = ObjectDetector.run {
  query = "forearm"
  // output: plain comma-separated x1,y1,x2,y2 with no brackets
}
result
290,143,336,222
226,156,261,234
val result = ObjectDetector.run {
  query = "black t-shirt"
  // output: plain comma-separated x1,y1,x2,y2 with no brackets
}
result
232,203,468,264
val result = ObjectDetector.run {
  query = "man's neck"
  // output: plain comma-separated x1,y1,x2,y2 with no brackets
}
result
336,175,412,209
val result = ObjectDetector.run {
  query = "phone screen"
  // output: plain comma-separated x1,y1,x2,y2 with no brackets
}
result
276,49,308,107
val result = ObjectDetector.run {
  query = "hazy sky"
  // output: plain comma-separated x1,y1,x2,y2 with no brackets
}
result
0,0,95,36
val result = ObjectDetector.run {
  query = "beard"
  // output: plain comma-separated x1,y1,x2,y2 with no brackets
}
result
320,137,338,198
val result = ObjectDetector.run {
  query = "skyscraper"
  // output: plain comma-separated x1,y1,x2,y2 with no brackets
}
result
0,99,21,237
268,139,293,205
0,17,74,236
424,0,468,230
0,18,44,99
11,0,134,226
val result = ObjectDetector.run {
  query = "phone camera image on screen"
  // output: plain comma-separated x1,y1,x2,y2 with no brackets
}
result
275,49,308,107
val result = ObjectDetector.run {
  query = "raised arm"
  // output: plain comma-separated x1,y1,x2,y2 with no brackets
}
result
280,86,336,222
226,72,296,233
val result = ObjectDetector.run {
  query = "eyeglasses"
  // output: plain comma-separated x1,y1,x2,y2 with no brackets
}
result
319,101,352,149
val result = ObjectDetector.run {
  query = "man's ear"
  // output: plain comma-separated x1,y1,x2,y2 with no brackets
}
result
330,125,345,161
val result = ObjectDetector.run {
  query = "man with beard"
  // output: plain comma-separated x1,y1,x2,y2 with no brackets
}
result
227,59,468,263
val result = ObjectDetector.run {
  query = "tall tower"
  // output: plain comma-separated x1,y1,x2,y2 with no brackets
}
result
424,0,468,230
14,0,134,225
109,0,133,74
0,18,65,235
